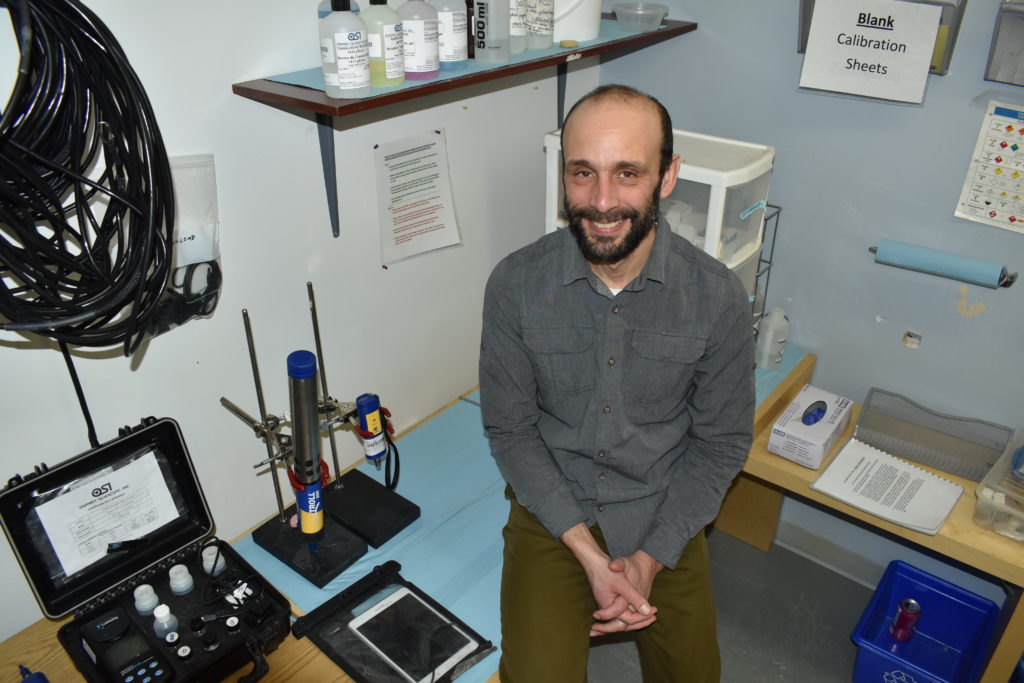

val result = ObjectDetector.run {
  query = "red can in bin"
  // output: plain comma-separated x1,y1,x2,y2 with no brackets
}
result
890,598,921,641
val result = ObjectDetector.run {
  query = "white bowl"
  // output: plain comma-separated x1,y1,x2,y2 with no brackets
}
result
612,2,668,33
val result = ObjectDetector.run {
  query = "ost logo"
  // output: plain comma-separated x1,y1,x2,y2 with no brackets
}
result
91,482,112,497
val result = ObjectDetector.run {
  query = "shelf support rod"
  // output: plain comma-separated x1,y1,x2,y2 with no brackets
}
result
316,112,341,238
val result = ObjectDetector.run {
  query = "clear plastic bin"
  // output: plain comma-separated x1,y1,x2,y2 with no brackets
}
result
974,431,1024,543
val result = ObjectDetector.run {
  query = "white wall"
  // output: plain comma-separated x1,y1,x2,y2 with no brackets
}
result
0,1,596,640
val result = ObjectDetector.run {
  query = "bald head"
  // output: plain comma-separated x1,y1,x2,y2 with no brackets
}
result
562,85,674,178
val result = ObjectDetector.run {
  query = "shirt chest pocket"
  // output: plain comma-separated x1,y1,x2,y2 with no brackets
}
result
624,331,705,404
523,326,596,396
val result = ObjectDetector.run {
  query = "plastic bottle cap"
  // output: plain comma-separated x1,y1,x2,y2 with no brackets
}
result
154,604,170,621
287,350,317,379
331,0,352,11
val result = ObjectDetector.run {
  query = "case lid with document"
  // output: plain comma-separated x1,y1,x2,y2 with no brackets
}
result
0,417,214,619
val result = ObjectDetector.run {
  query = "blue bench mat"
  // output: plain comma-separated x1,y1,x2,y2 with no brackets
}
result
235,348,807,681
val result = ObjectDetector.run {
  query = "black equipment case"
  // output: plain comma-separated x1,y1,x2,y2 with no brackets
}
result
0,417,292,682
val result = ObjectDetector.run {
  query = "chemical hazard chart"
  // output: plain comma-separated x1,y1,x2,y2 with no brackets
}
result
956,101,1024,235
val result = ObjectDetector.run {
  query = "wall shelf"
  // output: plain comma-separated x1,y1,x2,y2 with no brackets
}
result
231,16,697,236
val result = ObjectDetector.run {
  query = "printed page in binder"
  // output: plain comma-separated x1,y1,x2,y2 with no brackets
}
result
811,438,963,534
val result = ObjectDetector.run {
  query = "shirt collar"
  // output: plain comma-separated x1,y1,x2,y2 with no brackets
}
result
560,216,672,291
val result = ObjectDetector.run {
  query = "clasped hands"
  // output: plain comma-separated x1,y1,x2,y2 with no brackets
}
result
561,524,664,637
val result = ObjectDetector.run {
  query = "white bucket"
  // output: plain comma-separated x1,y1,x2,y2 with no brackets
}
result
553,0,602,43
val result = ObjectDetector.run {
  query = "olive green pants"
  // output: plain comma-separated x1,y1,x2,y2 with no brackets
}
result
498,497,720,683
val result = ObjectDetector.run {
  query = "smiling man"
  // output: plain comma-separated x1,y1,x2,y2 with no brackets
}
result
479,85,755,682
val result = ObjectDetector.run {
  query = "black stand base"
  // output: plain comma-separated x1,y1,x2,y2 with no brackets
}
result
251,509,367,588
324,469,421,548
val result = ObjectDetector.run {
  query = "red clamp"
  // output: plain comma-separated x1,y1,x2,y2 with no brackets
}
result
287,459,330,491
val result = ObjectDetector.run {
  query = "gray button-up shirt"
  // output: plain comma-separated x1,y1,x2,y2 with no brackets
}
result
480,221,754,568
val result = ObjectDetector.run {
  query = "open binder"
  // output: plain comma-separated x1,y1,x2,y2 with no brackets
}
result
811,438,962,534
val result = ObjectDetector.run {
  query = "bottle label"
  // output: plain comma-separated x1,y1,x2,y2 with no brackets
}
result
402,19,439,72
510,0,527,37
383,23,405,78
334,30,370,89
525,0,553,34
320,37,336,64
437,11,468,62
368,33,383,59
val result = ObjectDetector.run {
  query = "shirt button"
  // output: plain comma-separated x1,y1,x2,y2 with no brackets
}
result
598,505,605,512
598,450,605,457
599,473,606,481
612,306,620,314
603,405,611,414
607,357,616,366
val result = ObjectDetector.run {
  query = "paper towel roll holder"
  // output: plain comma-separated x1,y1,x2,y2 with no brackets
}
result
868,245,1017,288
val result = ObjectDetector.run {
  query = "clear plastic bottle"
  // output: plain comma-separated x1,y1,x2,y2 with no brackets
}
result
509,0,527,54
320,0,372,98
525,0,553,49
168,564,194,595
400,0,440,80
133,584,159,616
363,0,405,87
153,604,179,639
430,0,469,70
755,307,789,369
472,0,510,63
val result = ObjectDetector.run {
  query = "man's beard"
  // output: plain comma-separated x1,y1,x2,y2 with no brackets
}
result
567,188,660,265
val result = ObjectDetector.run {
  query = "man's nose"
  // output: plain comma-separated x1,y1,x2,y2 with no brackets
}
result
590,176,620,214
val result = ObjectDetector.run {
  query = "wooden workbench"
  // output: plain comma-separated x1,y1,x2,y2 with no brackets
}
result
4,353,1020,682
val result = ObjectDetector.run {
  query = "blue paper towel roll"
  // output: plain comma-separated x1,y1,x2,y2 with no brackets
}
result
873,239,1010,289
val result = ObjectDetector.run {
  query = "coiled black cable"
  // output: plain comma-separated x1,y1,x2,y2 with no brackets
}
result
0,0,174,355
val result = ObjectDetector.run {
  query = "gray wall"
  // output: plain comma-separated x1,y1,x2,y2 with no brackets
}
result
601,0,1021,597
603,0,1023,429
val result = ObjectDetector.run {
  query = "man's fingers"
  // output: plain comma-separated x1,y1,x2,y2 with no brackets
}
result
589,614,658,637
592,596,629,621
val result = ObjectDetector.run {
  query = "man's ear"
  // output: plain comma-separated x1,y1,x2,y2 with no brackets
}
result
659,154,681,198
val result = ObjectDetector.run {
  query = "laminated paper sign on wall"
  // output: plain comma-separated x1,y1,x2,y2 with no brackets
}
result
768,384,854,469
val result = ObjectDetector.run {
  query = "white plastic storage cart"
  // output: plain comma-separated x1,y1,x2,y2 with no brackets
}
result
544,128,775,297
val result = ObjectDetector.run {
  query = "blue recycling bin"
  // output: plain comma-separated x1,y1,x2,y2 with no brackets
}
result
851,561,999,683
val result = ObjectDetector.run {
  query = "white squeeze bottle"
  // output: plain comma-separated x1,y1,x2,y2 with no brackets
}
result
755,307,789,369
363,0,405,87
509,0,527,54
320,0,372,98
400,0,440,80
473,0,510,63
430,0,469,70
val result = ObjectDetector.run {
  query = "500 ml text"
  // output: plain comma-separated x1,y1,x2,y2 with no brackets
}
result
475,1,487,48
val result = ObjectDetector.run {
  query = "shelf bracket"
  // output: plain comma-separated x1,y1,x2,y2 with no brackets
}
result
316,112,341,238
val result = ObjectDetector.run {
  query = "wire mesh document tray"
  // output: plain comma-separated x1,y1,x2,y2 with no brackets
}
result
854,388,1013,482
